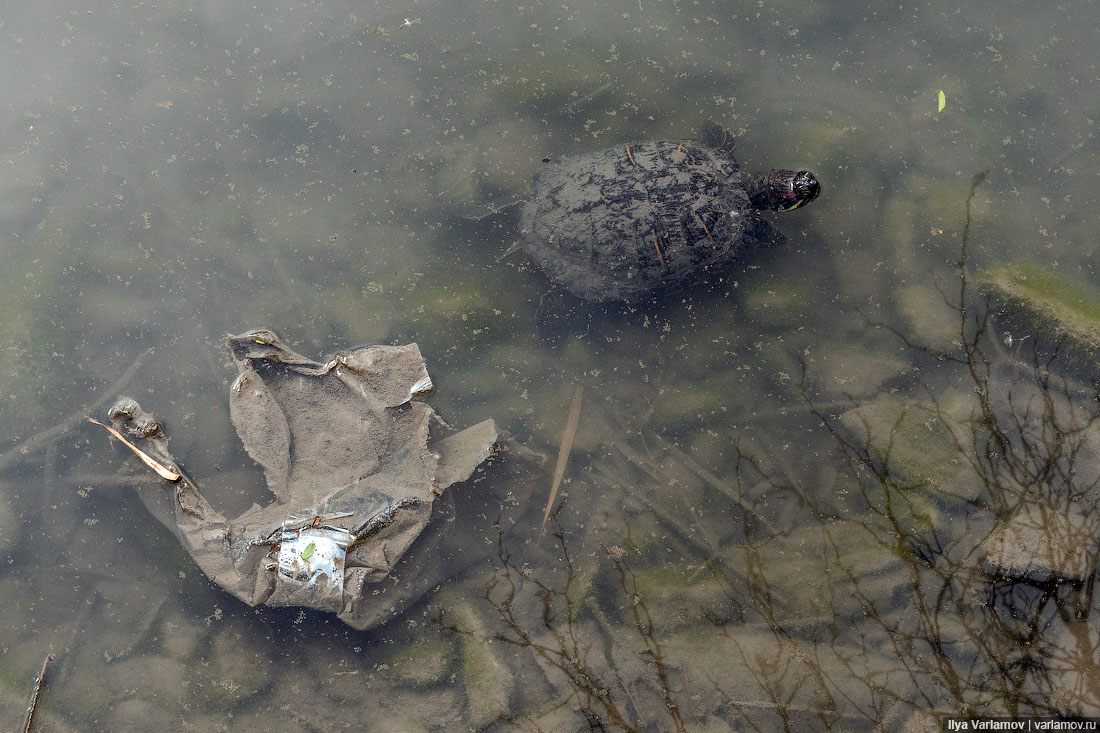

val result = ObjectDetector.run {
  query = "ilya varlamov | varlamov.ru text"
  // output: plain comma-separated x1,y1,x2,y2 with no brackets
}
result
943,719,1100,732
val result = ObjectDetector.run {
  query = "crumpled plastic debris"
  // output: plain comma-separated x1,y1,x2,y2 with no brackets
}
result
101,329,501,629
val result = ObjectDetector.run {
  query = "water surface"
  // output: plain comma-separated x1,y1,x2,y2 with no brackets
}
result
2,0,1099,728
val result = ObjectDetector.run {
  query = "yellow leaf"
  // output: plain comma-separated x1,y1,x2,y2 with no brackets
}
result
937,90,946,113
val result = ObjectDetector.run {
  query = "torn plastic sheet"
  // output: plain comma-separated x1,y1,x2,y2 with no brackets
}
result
100,329,501,630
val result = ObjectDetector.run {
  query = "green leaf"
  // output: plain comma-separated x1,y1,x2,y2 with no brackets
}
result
302,542,316,561
937,90,946,113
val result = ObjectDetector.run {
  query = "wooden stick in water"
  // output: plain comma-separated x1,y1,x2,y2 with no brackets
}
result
542,386,583,532
87,417,181,482
23,653,53,733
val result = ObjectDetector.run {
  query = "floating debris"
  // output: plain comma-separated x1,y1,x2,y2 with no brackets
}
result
97,329,504,630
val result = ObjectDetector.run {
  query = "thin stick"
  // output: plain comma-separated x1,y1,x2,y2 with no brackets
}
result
694,213,713,241
651,230,666,268
495,241,523,262
541,386,583,532
0,347,152,473
23,653,53,733
86,417,181,482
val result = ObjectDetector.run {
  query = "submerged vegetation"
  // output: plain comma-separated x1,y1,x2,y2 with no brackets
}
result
420,174,1100,728
5,168,1100,728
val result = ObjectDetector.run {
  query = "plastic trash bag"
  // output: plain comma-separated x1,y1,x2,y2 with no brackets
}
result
101,329,502,629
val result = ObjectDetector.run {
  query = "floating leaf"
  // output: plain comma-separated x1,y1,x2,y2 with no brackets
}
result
937,90,946,113
302,542,316,561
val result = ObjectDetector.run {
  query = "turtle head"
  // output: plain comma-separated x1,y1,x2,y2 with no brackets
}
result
747,169,821,212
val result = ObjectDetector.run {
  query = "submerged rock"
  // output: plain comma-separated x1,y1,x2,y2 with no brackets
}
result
627,565,742,633
809,342,912,400
980,262,1100,379
195,625,275,708
1044,619,1100,715
378,635,455,687
837,392,984,503
896,281,963,353
980,499,1100,582
452,600,515,728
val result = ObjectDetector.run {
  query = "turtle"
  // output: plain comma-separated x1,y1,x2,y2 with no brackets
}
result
519,120,820,303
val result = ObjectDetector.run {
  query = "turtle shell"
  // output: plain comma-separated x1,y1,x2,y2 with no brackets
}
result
520,125,761,302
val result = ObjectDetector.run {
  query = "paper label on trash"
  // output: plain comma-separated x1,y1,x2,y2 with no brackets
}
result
277,520,352,594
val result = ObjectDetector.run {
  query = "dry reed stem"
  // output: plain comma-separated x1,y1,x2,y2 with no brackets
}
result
542,386,583,532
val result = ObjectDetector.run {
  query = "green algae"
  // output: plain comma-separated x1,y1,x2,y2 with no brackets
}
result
980,262,1100,377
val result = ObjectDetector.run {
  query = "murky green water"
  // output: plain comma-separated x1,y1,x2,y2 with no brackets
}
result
3,0,1100,729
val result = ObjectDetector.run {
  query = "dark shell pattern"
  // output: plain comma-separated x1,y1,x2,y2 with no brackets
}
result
520,126,760,302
